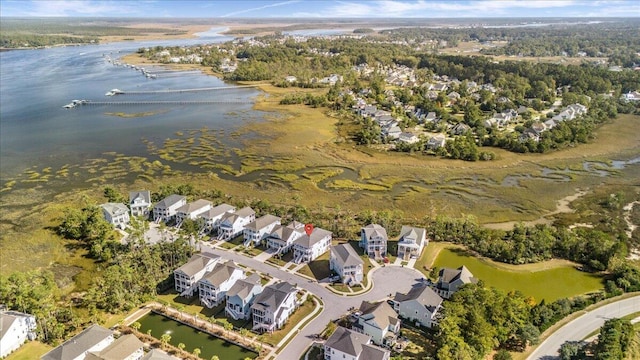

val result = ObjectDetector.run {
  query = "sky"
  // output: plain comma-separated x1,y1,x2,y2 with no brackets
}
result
1,0,639,18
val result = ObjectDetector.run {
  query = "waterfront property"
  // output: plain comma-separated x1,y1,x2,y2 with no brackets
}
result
393,284,443,328
174,253,220,297
141,349,179,360
353,301,400,347
0,309,37,358
293,227,332,264
434,265,477,299
329,243,364,286
198,260,245,308
41,324,114,360
266,221,305,255
153,194,187,223
324,326,390,360
100,202,130,229
129,190,151,217
243,214,281,246
226,274,263,321
201,203,236,233
397,226,427,260
175,199,212,225
251,281,298,333
218,207,256,241
137,312,257,360
360,224,388,260
86,334,144,360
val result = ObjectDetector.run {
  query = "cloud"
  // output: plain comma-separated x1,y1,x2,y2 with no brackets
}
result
220,0,301,18
22,0,144,17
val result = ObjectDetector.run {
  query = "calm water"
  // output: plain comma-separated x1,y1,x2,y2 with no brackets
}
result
138,312,257,360
0,33,262,179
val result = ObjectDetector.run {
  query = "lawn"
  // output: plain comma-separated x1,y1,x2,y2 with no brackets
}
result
6,341,52,360
262,298,316,346
156,292,221,318
297,252,331,281
399,326,436,360
428,246,603,302
267,251,294,267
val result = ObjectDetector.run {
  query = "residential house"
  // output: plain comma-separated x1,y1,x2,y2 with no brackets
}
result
251,281,298,333
129,190,151,217
141,349,180,360
226,274,263,320
41,324,114,360
397,226,427,260
0,310,37,358
153,194,187,223
266,221,305,255
426,135,446,150
397,132,419,145
324,326,390,360
360,224,388,259
174,253,220,297
198,261,245,308
293,227,332,264
622,90,640,102
285,75,297,83
431,83,448,92
424,112,438,123
451,123,471,136
175,199,212,224
382,125,402,140
434,265,478,299
353,301,400,346
100,203,130,229
200,203,236,233
243,214,281,246
393,284,443,328
217,207,256,240
330,243,364,285
85,334,144,360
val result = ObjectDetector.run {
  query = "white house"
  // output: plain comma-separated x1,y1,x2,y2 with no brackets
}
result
174,253,220,297
41,324,114,360
251,281,298,333
360,224,388,260
217,207,255,240
243,214,281,246
352,301,400,346
397,226,427,260
153,194,187,223
198,261,245,308
397,132,419,145
86,334,144,360
324,326,390,360
393,284,443,328
426,135,446,150
226,274,263,321
434,265,477,299
175,199,212,224
0,310,37,358
200,203,236,232
266,221,305,255
99,203,130,229
293,227,332,264
128,190,151,217
330,243,364,286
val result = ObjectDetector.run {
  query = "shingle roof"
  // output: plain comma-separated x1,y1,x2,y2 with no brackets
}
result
41,324,113,360
200,261,242,287
293,227,332,248
394,284,443,311
87,334,143,360
176,199,212,215
0,313,17,339
439,265,476,285
154,194,186,209
175,253,219,277
141,349,180,360
129,190,150,204
361,343,391,360
362,224,388,241
100,203,128,217
201,204,235,219
324,326,370,357
398,226,426,246
252,282,296,311
245,214,281,231
227,274,262,300
358,301,398,330
331,243,363,268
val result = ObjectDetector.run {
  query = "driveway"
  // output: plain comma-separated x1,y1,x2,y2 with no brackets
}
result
200,244,422,359
528,295,640,360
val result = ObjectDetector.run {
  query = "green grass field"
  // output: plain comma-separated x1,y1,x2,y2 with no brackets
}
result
6,341,52,360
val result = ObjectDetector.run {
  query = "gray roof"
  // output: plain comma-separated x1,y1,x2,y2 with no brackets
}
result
176,199,212,215
331,243,363,268
129,190,150,204
362,224,388,241
361,343,390,360
269,223,304,242
87,334,143,360
227,274,262,300
293,227,332,248
359,301,399,331
141,349,180,360
201,204,235,219
324,326,370,357
245,214,281,231
398,226,426,246
439,265,476,285
154,194,186,209
0,312,21,339
175,253,219,277
100,203,128,217
252,281,296,312
201,261,242,287
221,207,254,224
394,284,443,311
41,324,113,360
235,206,255,217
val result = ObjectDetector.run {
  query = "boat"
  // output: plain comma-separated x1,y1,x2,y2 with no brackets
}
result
105,89,123,96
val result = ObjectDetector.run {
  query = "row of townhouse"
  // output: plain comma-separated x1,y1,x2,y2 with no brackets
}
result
173,253,299,333
360,224,428,261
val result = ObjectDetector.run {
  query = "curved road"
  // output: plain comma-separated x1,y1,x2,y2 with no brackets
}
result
201,244,424,360
528,296,640,360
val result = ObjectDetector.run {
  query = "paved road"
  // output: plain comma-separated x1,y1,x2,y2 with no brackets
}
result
201,244,423,360
528,296,640,360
